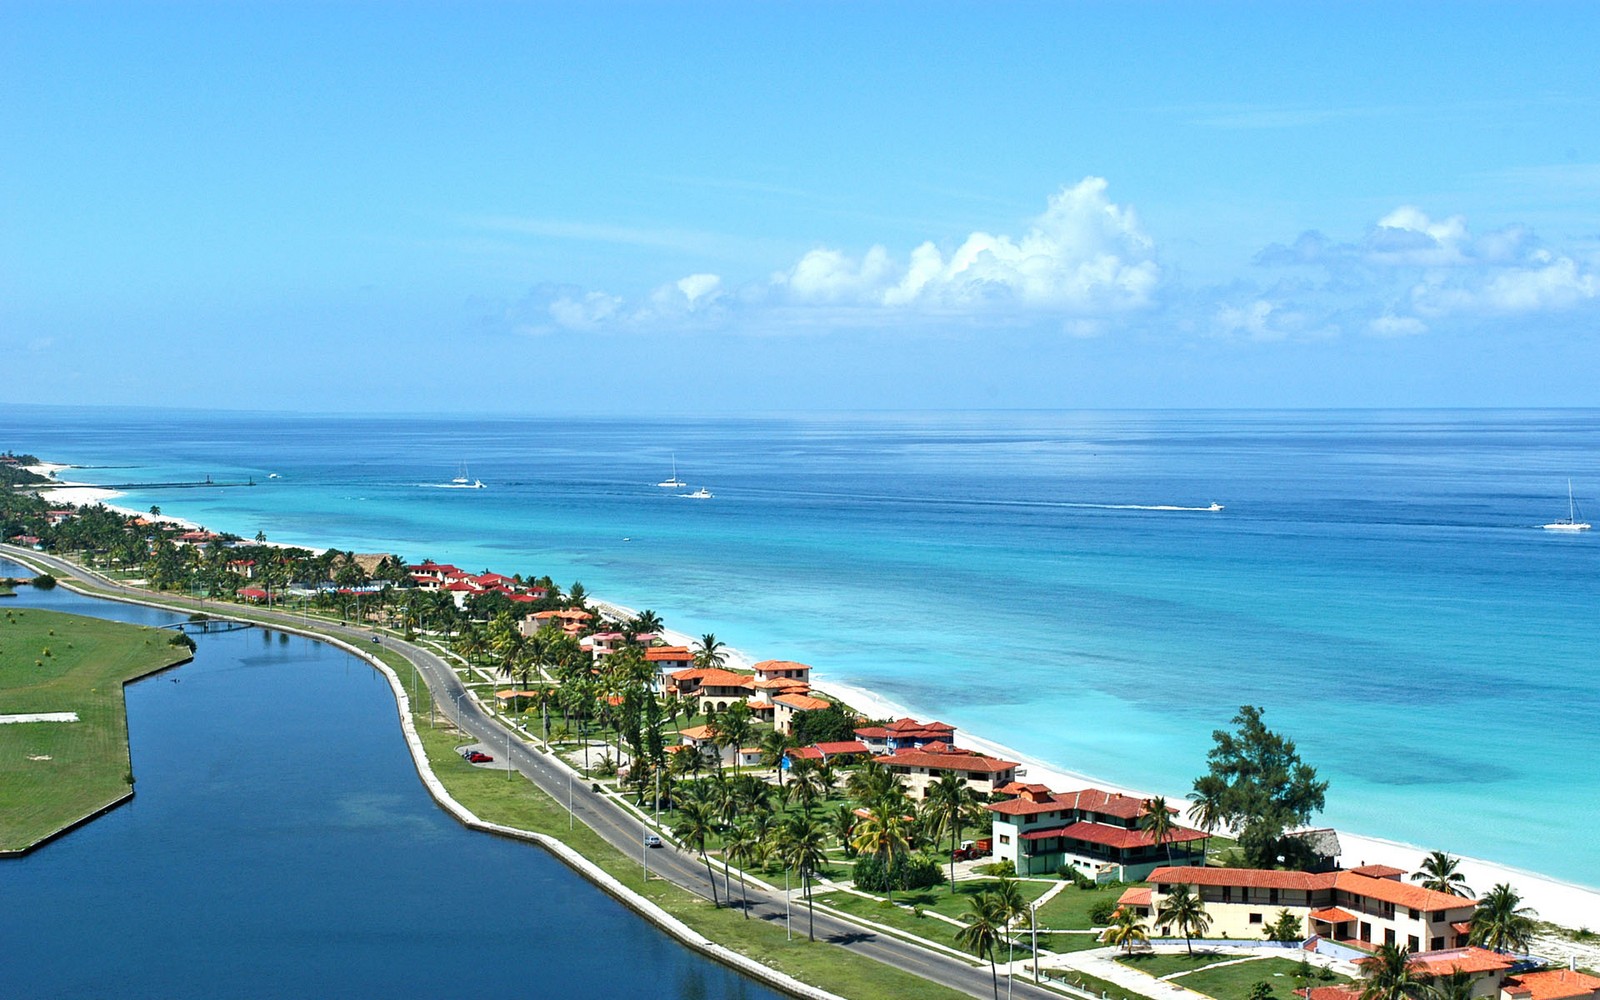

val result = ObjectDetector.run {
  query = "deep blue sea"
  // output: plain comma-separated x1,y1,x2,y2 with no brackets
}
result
7,406,1599,887
0,559,778,1000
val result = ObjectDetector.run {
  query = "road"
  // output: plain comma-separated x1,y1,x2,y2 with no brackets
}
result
0,544,1068,1000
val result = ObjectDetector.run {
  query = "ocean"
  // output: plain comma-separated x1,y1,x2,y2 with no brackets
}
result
9,405,1599,887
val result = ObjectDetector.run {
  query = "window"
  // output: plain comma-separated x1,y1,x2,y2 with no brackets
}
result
1000,834,1011,845
1385,929,1396,947
1430,937,1444,951
1249,913,1264,925
1269,889,1279,905
1360,922,1372,942
1222,887,1232,903
1408,936,1420,951
1409,908,1421,920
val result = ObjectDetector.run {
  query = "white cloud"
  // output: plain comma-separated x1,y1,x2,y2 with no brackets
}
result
1368,314,1428,337
772,177,1160,314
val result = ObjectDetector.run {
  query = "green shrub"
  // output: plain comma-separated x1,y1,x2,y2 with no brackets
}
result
33,573,57,590
1089,898,1120,925
973,861,1017,877
854,853,946,892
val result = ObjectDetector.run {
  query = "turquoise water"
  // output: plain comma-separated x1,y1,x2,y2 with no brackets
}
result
9,406,1599,886
0,560,779,999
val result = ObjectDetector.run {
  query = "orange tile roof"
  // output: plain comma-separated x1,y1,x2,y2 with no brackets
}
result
644,646,692,661
671,667,753,689
751,659,812,673
1310,906,1359,923
884,748,1018,774
1118,887,1152,908
1022,821,1208,849
752,677,810,690
1331,871,1477,912
813,740,871,756
678,725,715,741
1147,867,1478,912
1296,988,1361,1000
1347,864,1407,879
1404,948,1514,977
774,693,832,711
1502,969,1600,1000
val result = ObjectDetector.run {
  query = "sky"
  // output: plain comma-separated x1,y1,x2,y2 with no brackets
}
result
3,1,1599,413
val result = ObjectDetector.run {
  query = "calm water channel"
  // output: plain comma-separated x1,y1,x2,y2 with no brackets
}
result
0,563,779,1000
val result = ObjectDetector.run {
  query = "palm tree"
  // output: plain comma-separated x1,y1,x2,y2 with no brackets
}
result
1100,905,1149,956
992,876,1029,978
671,798,721,907
850,801,913,900
784,758,823,814
1187,774,1227,863
693,633,727,669
1357,943,1426,1000
1140,796,1177,865
775,813,830,941
956,891,1006,1000
1469,883,1537,954
1411,851,1473,898
631,609,664,634
710,702,754,774
758,729,794,786
1425,970,1476,1000
722,821,758,918
829,803,857,856
924,771,981,891
846,757,903,804
1155,883,1212,955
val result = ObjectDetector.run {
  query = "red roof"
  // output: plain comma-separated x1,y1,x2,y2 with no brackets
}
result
788,747,824,760
886,717,954,733
1022,821,1207,849
1309,907,1359,923
670,667,752,689
1347,864,1406,879
988,787,1163,819
1118,887,1152,908
1147,867,1477,912
1404,948,1515,977
645,646,692,662
813,741,871,756
238,588,268,599
884,747,1018,774
1296,988,1361,1000
774,693,832,711
751,659,812,674
1502,969,1600,1000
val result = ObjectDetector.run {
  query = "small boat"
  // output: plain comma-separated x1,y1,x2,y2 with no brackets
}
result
443,463,486,489
678,488,713,499
1543,480,1590,531
1205,502,1224,512
657,454,687,489
267,473,280,479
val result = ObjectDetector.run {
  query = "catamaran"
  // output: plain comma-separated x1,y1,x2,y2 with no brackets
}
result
1542,480,1589,531
657,454,687,489
445,463,486,489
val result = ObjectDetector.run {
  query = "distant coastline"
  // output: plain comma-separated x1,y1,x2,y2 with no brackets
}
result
26,458,1600,933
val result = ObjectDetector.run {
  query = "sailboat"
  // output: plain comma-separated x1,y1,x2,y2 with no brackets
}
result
1542,480,1589,531
446,463,486,489
657,454,687,489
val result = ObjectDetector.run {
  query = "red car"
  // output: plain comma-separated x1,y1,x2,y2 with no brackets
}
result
466,751,494,763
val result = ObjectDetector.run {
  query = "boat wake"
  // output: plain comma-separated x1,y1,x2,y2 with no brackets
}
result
1072,502,1225,512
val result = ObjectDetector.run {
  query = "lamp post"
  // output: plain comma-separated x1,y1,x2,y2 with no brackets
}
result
453,692,469,743
1031,902,1040,984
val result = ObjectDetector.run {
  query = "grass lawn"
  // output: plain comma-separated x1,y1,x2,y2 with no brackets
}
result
371,647,975,1000
0,607,191,850
813,890,971,952
1178,956,1343,1000
1034,881,1133,929
885,876,1055,921
1117,953,1345,1000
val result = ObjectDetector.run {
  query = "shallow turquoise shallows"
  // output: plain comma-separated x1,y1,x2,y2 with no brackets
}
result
9,406,1599,887
0,571,780,1000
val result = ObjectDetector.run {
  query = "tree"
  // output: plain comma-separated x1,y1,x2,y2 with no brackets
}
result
722,820,758,918
925,771,982,892
671,798,721,907
1263,908,1304,943
775,813,829,941
1139,796,1177,864
1248,984,1275,1000
1155,883,1212,955
710,701,754,774
1198,705,1328,868
693,633,726,669
956,891,1006,1000
630,608,663,634
1411,851,1473,898
148,505,161,517
1425,970,1477,1000
758,729,794,785
1187,774,1227,863
1469,883,1536,954
1100,905,1149,955
1357,944,1426,1000
791,704,859,745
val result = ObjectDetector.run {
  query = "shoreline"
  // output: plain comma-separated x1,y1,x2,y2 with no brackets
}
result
26,466,1600,929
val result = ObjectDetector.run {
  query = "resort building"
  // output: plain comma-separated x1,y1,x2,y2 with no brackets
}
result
772,693,833,735
853,717,958,753
880,743,1018,799
644,645,694,673
676,724,734,766
668,667,756,714
1146,865,1478,952
1501,969,1600,1000
987,785,1208,880
751,659,813,685
786,740,873,765
518,607,593,637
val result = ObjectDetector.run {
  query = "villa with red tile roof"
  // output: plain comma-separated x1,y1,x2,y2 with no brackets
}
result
668,667,755,714
1502,969,1600,1000
772,693,833,735
853,717,958,753
987,785,1207,879
1146,864,1478,953
1300,957,1600,1000
518,607,593,637
751,659,812,684
879,743,1018,799
786,740,873,764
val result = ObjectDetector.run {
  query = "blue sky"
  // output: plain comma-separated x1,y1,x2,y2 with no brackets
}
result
3,2,1598,412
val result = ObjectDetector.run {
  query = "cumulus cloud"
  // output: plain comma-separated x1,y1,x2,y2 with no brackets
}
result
1251,204,1600,337
772,177,1160,313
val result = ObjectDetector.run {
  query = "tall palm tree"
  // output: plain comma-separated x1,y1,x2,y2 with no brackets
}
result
992,875,1029,978
693,633,727,669
924,771,981,891
1187,775,1227,863
1410,851,1473,898
1140,796,1177,865
1100,905,1150,955
1469,883,1537,954
631,608,664,634
956,890,1006,1000
671,798,722,907
722,821,758,918
758,729,794,786
1155,883,1212,955
850,801,913,900
1425,970,1476,1000
829,803,857,856
776,813,830,941
784,758,823,814
846,757,903,805
1357,944,1426,1000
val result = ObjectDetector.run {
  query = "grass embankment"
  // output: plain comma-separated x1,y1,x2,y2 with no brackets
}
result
369,648,975,1000
1117,953,1348,1000
0,607,190,851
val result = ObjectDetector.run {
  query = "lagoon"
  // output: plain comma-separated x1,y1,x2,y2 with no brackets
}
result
0,564,778,1000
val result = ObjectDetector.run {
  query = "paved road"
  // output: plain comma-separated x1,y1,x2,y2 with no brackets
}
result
1,544,1068,1000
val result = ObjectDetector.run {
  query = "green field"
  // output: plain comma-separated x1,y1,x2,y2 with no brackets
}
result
0,607,191,851
1034,881,1132,929
1118,953,1346,1000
